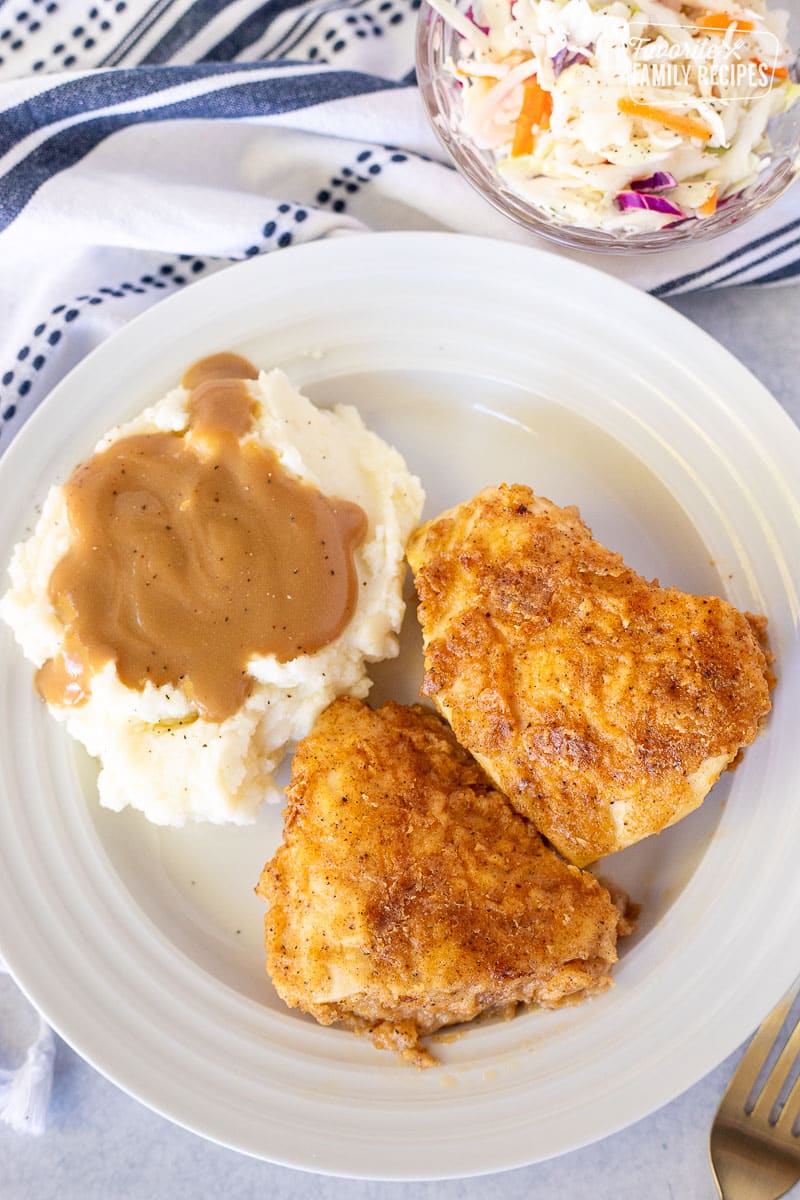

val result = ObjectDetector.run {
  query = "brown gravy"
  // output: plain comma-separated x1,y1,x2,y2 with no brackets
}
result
36,354,368,721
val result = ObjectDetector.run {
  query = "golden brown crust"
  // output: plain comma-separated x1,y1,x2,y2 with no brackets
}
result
257,697,628,1065
407,484,773,867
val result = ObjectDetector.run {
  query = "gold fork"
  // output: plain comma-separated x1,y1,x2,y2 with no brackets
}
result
710,978,800,1200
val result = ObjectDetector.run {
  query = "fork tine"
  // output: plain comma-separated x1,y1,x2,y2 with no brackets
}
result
721,980,800,1114
752,1006,800,1120
776,1066,800,1132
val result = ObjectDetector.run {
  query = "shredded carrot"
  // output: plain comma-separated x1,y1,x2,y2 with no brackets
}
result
456,66,500,80
751,56,789,79
511,79,553,157
618,97,713,142
696,12,754,32
699,187,718,216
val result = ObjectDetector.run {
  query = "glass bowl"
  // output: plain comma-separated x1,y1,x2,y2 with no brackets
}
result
415,1,800,254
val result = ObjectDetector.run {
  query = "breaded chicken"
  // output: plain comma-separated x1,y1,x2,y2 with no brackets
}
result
407,485,772,867
257,697,632,1066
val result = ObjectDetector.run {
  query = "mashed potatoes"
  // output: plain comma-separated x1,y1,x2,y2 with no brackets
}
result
1,368,424,826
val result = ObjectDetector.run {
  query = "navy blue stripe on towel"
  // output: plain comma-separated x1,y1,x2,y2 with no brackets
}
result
0,71,408,232
651,217,800,296
100,0,180,67
140,0,261,65
0,59,337,160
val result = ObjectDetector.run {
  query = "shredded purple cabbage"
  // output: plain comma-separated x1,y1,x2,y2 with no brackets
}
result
630,171,678,192
617,191,685,217
551,47,589,76
464,5,490,34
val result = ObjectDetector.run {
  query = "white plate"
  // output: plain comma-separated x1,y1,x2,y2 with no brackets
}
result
1,232,799,1181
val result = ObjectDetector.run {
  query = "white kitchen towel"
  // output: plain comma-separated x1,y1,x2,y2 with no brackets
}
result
0,955,55,1136
0,0,799,452
0,0,797,1135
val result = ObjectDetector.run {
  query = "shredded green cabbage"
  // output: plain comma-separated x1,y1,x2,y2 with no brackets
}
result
428,0,797,230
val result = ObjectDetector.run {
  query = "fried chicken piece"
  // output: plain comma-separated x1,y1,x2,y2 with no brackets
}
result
256,697,631,1066
407,485,772,868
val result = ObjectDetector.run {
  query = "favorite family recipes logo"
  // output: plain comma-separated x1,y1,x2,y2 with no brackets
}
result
626,25,783,104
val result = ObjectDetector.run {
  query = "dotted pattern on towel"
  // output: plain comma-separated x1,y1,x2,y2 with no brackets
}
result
0,1,131,76
0,203,326,424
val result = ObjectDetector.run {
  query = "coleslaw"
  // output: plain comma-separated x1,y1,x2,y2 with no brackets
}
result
427,0,798,230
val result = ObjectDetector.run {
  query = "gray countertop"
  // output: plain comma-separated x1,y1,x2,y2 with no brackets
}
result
1,281,798,1200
